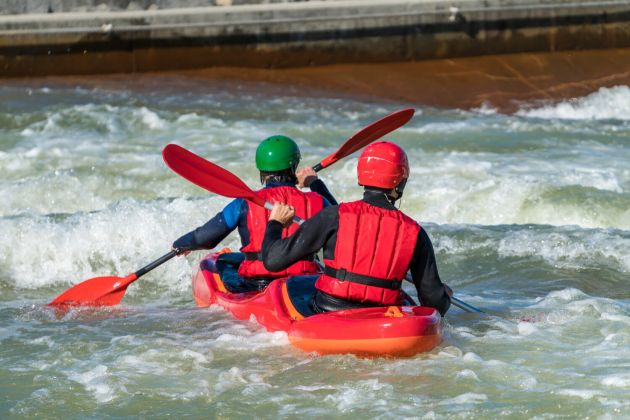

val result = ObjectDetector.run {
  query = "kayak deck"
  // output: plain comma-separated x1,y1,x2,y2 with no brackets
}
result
192,251,442,357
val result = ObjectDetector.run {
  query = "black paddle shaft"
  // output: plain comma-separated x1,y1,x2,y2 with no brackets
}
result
134,250,178,278
312,163,324,172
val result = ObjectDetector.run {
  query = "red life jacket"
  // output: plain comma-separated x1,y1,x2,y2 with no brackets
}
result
238,185,324,279
315,200,420,305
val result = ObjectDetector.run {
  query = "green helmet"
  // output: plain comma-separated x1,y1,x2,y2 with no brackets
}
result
255,135,301,172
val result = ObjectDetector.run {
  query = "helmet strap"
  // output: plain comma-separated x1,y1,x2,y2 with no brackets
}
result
386,190,400,206
386,178,407,206
364,186,402,206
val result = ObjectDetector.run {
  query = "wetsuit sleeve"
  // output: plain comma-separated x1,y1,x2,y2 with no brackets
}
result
262,205,339,271
409,228,451,316
309,179,337,206
172,199,242,251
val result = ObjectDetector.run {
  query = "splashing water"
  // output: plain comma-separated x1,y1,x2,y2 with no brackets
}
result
1,77,629,417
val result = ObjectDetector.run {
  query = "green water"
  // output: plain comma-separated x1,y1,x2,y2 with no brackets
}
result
1,77,629,418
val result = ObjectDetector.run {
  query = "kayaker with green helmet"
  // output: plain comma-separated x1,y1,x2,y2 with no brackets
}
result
262,141,451,315
172,135,336,292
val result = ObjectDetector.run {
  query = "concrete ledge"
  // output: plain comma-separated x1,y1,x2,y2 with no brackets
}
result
2,0,630,77
0,1,318,15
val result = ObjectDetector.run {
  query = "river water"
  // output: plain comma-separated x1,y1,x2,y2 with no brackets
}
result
1,76,629,418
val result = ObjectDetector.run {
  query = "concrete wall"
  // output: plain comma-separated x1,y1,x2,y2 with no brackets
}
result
0,1,330,14
1,0,630,77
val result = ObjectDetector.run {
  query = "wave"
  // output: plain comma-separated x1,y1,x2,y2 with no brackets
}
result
425,223,630,300
2,197,628,295
1,81,628,295
402,152,630,230
516,86,630,120
0,197,236,291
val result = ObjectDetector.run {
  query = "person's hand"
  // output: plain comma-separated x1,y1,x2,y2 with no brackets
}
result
296,167,318,188
444,284,453,298
269,202,295,228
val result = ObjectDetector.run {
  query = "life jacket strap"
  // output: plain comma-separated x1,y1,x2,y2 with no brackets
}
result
243,252,263,261
323,266,402,290
243,252,315,262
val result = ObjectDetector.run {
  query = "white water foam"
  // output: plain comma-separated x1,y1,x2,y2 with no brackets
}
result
214,330,290,350
555,389,603,400
67,365,118,404
455,369,481,382
516,86,630,120
496,227,630,273
404,147,630,229
3,90,629,230
17,104,168,136
438,393,488,405
0,196,237,291
429,223,630,281
532,287,624,311
601,374,630,388
322,379,393,412
471,103,499,115
214,367,250,394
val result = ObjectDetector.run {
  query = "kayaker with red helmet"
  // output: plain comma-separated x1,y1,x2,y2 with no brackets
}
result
262,141,451,315
172,135,336,292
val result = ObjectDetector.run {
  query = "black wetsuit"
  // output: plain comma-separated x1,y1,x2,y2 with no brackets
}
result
262,189,451,316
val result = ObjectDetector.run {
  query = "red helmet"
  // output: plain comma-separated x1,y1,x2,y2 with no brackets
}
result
357,141,409,189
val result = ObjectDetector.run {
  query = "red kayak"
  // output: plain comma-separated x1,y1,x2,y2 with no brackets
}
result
192,250,443,357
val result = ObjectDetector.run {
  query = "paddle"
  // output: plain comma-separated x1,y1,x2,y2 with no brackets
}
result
163,108,415,221
451,297,484,313
312,108,415,171
49,251,177,306
163,144,306,225
403,269,483,314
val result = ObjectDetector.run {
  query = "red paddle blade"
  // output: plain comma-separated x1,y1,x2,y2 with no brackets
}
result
162,144,266,208
49,274,138,307
318,108,415,169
